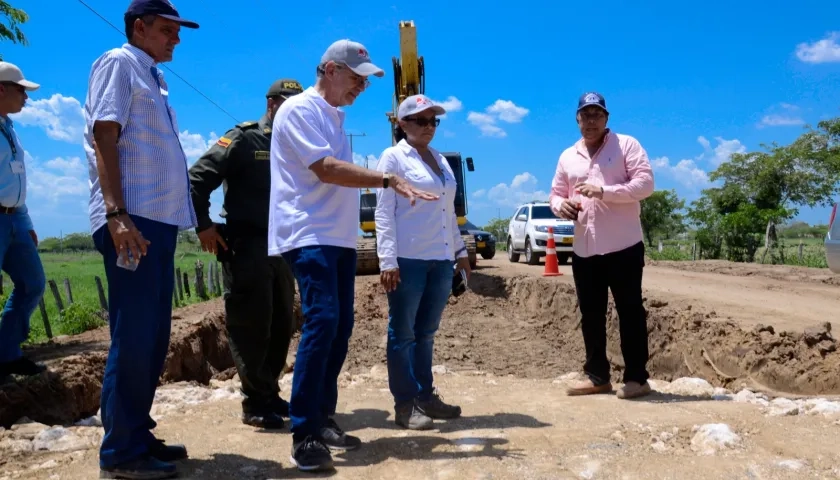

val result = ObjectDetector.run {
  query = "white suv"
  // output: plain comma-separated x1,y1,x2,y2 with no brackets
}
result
506,202,575,265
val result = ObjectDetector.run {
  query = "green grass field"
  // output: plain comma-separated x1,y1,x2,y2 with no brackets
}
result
0,249,220,345
646,237,829,268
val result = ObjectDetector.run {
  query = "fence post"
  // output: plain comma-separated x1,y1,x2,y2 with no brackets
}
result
94,276,108,311
692,242,697,261
176,267,184,301
63,278,74,304
207,262,216,297
798,241,804,264
194,260,207,300
38,297,52,339
48,280,64,313
215,262,222,296
182,272,191,298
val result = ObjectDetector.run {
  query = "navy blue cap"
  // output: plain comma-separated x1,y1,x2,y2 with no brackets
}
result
125,0,199,29
577,92,608,113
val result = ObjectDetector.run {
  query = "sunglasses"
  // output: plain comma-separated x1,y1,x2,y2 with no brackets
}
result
405,117,440,127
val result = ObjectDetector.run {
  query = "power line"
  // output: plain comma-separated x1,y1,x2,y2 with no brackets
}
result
75,0,240,123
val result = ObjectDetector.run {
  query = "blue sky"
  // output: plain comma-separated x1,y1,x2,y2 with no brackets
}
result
6,0,840,239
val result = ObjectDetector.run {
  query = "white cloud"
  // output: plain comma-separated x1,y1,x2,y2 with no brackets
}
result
431,96,463,118
757,103,804,128
795,32,840,63
696,135,746,166
24,151,89,203
475,172,549,208
467,99,529,138
651,156,710,189
180,130,219,162
12,94,85,143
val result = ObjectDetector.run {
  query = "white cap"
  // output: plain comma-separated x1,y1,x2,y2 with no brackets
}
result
320,39,384,77
0,62,39,91
397,94,445,120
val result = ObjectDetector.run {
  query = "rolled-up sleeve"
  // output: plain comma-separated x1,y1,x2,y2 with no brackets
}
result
549,154,570,216
601,137,655,203
88,54,132,127
374,150,399,271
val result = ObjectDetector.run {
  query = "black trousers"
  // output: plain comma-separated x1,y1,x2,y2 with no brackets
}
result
571,241,649,385
222,234,296,414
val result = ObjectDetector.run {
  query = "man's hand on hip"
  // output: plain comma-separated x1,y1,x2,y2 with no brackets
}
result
198,224,228,255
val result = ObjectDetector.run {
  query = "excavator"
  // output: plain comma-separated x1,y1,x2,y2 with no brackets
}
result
355,20,477,276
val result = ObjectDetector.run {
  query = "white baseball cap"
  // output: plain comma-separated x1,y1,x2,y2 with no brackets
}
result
397,94,445,120
0,62,39,91
320,39,384,77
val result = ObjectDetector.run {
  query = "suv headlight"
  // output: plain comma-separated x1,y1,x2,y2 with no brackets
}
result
535,225,550,233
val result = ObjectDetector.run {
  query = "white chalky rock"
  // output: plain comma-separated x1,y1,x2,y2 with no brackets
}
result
801,399,840,417
776,459,807,471
712,387,733,400
732,389,770,407
767,398,799,416
432,365,449,375
690,423,741,455
369,364,389,380
662,377,715,398
32,427,91,452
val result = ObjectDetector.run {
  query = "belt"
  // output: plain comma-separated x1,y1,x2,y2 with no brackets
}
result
0,205,17,214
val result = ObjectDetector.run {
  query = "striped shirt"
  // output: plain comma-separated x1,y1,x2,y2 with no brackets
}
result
0,115,33,231
83,43,196,234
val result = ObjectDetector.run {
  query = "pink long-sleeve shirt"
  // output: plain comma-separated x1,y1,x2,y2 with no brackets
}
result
549,130,654,258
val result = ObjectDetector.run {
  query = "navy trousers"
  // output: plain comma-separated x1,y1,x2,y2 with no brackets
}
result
281,245,356,442
93,215,178,467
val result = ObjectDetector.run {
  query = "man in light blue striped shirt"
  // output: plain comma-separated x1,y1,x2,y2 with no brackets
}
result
0,62,46,380
82,1,199,478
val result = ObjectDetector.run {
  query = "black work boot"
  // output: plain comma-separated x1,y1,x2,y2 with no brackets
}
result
0,357,46,377
99,454,176,479
417,389,462,419
395,400,434,430
290,435,334,472
320,417,361,451
242,411,285,429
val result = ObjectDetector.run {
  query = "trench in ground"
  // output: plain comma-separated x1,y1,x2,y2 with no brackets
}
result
2,270,838,428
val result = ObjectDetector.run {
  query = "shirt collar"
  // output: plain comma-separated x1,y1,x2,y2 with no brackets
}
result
576,128,612,157
122,43,156,69
396,138,441,159
304,86,345,122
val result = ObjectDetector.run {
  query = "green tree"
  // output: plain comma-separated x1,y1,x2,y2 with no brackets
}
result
640,189,685,246
0,3,28,59
483,217,509,246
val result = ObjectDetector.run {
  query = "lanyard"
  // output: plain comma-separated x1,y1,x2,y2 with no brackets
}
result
0,122,16,156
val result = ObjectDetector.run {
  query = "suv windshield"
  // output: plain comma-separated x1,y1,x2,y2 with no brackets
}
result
530,205,555,219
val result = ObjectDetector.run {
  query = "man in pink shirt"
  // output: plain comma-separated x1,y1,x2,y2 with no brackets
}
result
549,92,655,400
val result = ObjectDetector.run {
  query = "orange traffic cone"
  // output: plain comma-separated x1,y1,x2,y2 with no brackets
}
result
543,226,562,277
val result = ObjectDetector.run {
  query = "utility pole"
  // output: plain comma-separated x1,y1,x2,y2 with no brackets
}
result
346,132,367,166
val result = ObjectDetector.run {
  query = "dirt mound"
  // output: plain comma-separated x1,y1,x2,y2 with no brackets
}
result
0,307,234,428
647,259,840,286
316,272,840,397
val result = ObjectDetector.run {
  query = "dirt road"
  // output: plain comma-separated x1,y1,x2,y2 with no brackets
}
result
4,372,840,479
2,257,839,478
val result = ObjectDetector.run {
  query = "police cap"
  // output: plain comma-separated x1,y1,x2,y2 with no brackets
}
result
266,78,304,99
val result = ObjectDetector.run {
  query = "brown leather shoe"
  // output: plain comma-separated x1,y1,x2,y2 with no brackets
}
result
616,381,652,399
566,378,612,396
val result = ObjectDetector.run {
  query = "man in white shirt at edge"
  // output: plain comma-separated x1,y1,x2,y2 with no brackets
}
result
267,39,439,473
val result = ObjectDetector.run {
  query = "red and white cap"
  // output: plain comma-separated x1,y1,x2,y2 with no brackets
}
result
320,39,384,77
397,94,445,119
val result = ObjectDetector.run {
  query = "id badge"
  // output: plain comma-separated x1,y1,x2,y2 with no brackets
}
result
10,160,24,174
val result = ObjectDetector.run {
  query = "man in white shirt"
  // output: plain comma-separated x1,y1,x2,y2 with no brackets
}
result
268,39,438,472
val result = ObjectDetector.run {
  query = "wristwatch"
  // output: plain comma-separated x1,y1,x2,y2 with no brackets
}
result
105,207,127,220
382,173,391,189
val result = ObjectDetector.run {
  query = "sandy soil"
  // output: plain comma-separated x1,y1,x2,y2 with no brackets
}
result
1,257,839,478
4,373,840,479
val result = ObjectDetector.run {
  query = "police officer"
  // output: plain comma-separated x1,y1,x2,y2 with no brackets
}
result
188,78,304,429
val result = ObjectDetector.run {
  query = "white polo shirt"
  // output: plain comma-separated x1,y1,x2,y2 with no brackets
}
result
374,139,467,271
267,87,359,256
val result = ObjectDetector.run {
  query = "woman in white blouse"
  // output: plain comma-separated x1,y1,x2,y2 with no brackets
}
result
374,94,471,430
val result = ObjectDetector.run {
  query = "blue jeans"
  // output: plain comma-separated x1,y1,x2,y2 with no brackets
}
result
385,258,453,405
0,216,45,362
281,245,356,441
93,215,178,467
